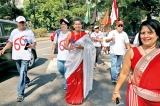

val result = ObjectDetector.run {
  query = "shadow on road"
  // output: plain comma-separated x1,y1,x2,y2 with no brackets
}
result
0,68,18,83
33,57,48,68
0,58,48,83
25,73,57,97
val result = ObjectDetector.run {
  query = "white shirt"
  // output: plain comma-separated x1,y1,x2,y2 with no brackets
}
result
103,37,110,47
8,28,36,60
133,33,139,46
91,31,103,47
53,31,70,61
107,30,129,55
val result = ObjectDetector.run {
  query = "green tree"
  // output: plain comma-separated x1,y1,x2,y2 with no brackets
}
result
23,0,89,30
0,0,23,20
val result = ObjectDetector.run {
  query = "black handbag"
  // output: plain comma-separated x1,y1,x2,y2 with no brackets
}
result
54,29,61,54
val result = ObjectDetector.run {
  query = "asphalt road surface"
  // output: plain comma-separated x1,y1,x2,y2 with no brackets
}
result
0,40,127,106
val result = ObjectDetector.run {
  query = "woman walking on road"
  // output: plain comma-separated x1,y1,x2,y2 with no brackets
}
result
112,19,160,105
64,17,96,105
51,18,70,90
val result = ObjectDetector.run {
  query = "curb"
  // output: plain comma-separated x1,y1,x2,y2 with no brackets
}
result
36,37,50,42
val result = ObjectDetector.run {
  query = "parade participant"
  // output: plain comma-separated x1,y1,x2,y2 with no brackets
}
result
91,25,103,68
85,26,93,37
102,28,110,54
106,20,130,83
0,16,36,102
51,18,70,90
112,19,160,106
64,17,96,104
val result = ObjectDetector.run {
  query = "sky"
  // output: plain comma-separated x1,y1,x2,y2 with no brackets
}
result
16,0,24,8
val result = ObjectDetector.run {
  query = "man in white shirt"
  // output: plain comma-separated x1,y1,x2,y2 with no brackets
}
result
106,21,130,83
91,25,103,68
0,16,36,102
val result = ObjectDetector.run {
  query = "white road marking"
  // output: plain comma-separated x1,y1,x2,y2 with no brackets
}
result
36,47,52,51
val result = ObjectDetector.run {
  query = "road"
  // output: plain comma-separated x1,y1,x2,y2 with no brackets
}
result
0,40,127,106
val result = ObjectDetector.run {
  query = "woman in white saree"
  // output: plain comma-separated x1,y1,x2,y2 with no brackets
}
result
64,17,96,105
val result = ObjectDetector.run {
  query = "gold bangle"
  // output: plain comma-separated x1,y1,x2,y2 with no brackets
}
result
113,91,119,94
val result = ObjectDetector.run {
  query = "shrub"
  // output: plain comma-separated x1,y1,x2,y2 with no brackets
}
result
32,28,48,37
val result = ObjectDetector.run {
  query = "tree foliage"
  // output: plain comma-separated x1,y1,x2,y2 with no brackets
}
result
23,0,88,29
0,0,159,33
0,0,23,20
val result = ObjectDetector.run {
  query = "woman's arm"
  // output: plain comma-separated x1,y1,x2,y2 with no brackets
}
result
74,44,84,49
125,43,131,49
64,33,73,50
112,48,133,101
51,43,56,59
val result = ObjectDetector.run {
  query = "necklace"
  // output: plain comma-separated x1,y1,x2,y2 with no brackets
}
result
142,46,152,61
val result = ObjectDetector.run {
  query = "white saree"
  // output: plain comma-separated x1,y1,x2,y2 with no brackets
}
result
65,34,96,99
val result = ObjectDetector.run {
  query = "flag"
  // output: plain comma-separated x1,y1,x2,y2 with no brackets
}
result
107,18,111,27
110,0,118,25
90,7,97,24
84,3,90,24
101,10,109,27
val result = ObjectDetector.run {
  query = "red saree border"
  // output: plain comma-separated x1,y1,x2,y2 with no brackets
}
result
71,31,86,42
130,48,160,102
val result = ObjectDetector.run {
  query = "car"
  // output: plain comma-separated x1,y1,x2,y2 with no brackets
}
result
0,19,37,71
128,35,135,44
125,30,136,44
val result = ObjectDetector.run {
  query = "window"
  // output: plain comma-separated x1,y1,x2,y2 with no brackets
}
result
2,22,17,36
0,24,2,37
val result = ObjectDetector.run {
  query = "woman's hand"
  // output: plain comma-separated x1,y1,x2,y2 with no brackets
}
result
51,54,54,60
112,92,121,103
74,44,84,49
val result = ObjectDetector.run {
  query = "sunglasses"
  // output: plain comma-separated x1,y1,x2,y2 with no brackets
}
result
118,25,123,27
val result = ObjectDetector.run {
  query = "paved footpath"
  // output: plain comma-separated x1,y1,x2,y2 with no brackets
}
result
1,54,127,106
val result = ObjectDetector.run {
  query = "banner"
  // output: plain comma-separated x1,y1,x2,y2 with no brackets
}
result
84,3,90,24
101,10,109,27
90,7,97,24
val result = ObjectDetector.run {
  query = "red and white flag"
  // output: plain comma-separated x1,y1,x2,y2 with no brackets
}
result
110,0,118,25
